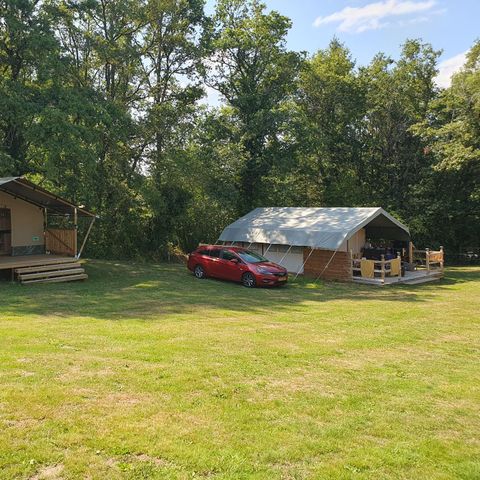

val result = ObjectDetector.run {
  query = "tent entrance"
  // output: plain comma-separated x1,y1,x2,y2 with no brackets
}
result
0,208,11,256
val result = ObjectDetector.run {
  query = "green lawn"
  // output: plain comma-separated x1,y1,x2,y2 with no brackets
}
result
0,261,479,480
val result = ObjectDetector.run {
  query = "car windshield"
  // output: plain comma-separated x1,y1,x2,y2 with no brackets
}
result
237,250,268,264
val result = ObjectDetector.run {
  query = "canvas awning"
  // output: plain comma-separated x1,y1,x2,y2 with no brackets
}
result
0,177,95,217
219,207,410,250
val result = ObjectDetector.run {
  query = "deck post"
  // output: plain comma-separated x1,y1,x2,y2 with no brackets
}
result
425,248,430,272
73,207,78,257
440,246,444,271
350,250,354,280
43,207,48,253
408,241,413,266
381,254,385,283
397,253,402,277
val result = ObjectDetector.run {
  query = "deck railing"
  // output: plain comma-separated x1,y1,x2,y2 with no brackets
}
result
352,254,402,281
413,246,444,272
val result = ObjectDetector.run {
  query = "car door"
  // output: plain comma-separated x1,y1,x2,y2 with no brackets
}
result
218,249,243,281
205,248,222,278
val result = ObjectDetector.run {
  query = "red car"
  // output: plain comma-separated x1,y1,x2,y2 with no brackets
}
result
187,245,288,287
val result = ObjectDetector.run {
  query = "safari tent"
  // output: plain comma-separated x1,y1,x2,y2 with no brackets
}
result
0,176,95,284
218,207,444,285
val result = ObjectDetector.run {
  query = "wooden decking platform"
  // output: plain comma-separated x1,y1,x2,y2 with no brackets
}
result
352,269,443,286
0,254,73,270
0,255,87,284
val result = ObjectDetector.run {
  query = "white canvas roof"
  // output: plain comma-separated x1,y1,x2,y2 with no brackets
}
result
219,207,410,250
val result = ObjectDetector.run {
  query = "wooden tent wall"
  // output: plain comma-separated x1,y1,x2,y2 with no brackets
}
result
303,248,352,281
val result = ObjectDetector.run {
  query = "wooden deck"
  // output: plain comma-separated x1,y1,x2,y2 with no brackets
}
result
0,254,74,270
352,269,443,286
0,254,88,284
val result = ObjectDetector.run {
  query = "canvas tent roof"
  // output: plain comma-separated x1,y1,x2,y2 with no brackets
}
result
219,207,410,250
0,177,95,217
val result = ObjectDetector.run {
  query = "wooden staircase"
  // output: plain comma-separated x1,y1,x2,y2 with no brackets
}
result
400,269,443,285
15,258,88,285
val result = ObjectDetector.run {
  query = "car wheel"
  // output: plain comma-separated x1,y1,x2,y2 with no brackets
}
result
242,272,256,288
194,265,206,279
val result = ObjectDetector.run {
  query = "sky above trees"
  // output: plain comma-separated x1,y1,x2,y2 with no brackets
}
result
205,0,479,89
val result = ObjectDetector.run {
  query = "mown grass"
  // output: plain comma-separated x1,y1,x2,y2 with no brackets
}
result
0,261,479,479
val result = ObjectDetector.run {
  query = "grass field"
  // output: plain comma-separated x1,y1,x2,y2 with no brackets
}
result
0,261,479,480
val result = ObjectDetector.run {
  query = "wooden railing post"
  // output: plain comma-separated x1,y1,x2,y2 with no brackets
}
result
397,253,402,277
350,250,353,279
409,241,413,265
440,246,444,270
73,207,78,257
381,254,385,283
426,248,430,272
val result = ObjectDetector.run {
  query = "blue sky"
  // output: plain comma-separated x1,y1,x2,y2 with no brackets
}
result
205,0,479,88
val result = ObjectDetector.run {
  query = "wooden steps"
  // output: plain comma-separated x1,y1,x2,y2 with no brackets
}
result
400,271,443,285
14,261,84,274
352,269,443,286
15,260,88,285
20,273,88,285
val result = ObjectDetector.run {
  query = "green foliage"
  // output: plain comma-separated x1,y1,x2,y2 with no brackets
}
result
297,39,366,206
0,0,478,256
412,41,480,249
206,0,304,210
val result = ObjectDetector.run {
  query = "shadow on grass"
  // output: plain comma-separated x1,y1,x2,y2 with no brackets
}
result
426,267,480,285
0,260,478,320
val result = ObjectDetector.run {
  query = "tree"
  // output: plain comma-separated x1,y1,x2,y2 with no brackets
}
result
297,39,365,206
206,0,303,211
0,0,61,174
412,41,480,249
138,0,206,252
359,40,441,218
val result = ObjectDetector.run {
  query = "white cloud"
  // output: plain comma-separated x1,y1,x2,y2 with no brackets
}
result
435,51,467,88
313,0,437,33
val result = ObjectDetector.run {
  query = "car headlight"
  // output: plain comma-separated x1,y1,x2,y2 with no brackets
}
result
256,266,273,274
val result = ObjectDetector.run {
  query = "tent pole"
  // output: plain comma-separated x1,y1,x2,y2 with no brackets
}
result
293,247,315,280
278,245,293,265
264,243,272,255
76,217,95,259
314,248,339,283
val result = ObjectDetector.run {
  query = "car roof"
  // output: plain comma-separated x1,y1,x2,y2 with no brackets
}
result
197,245,247,252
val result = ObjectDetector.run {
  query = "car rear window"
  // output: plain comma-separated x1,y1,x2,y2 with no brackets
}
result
197,249,209,255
